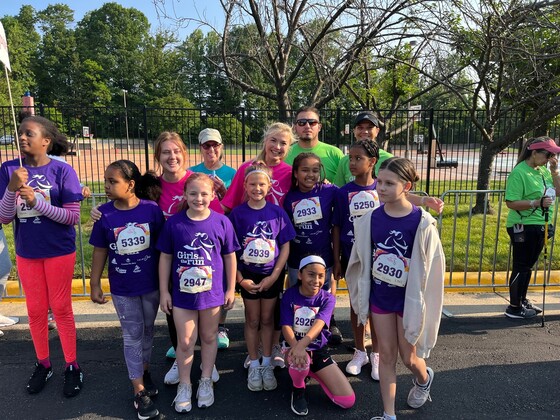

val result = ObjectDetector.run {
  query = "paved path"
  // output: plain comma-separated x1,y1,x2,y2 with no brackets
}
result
1,292,560,419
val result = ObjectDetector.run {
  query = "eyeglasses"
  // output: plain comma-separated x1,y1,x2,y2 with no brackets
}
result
296,119,319,127
201,143,221,150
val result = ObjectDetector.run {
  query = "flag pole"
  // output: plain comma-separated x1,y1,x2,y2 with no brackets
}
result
4,66,22,167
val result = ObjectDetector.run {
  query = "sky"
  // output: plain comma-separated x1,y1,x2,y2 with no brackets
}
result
0,0,223,40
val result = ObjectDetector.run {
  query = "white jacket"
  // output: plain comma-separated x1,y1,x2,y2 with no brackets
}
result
345,207,445,358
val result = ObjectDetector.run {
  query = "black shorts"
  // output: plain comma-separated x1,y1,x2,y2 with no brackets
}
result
239,269,285,300
309,347,335,373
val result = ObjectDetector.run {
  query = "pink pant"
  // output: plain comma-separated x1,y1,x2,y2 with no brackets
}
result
17,253,77,363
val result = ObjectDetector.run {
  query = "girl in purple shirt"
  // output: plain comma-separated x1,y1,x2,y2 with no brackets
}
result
89,160,164,420
158,173,239,414
228,162,295,393
281,255,354,416
0,116,84,397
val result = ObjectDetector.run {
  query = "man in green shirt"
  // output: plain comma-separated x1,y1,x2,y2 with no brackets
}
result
285,106,344,182
333,111,393,187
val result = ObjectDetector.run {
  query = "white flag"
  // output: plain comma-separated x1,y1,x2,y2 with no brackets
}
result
0,22,11,72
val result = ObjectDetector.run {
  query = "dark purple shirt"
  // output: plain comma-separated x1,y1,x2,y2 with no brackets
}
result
228,202,296,275
333,181,379,262
157,210,240,310
89,200,165,297
370,205,421,312
0,158,83,258
283,183,337,268
280,285,334,351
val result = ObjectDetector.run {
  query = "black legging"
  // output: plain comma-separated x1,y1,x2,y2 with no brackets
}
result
507,224,545,306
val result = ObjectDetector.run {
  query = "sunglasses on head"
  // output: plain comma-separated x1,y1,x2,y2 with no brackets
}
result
296,119,319,127
201,143,221,150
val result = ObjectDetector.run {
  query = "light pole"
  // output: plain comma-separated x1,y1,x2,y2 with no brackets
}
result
123,89,130,151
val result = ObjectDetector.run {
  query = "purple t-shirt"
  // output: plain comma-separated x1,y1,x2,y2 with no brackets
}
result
280,285,334,351
157,210,240,310
89,200,165,297
333,181,379,262
370,205,421,312
228,202,296,275
283,183,337,268
0,158,83,258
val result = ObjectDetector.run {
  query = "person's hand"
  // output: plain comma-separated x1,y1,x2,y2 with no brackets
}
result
257,275,276,292
8,167,28,192
425,197,444,214
90,204,102,221
541,196,554,208
212,176,227,199
160,291,173,315
288,344,309,369
223,289,235,310
240,279,259,294
18,185,37,207
81,185,92,199
90,284,108,304
548,156,558,173
333,260,342,281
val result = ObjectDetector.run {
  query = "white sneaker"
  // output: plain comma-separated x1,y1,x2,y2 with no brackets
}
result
271,344,285,369
370,352,380,381
261,365,277,391
247,365,263,391
407,367,434,408
199,364,220,383
164,360,179,385
346,349,369,375
0,315,19,327
173,382,192,413
197,377,214,408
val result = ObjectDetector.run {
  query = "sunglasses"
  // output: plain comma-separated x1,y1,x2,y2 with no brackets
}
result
296,119,319,127
201,143,221,150
538,150,555,159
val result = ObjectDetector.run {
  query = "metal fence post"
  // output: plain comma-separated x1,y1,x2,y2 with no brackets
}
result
143,106,149,170
425,108,434,196
241,107,246,162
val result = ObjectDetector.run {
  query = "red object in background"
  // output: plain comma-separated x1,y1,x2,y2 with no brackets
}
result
22,91,34,115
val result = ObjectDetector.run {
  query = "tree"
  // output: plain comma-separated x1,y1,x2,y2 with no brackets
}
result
432,0,560,212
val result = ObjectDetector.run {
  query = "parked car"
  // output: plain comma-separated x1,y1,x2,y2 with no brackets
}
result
0,135,14,145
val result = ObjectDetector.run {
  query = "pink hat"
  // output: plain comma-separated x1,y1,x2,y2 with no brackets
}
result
528,138,560,154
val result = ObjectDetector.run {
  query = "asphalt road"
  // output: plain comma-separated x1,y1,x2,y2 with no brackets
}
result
1,292,560,420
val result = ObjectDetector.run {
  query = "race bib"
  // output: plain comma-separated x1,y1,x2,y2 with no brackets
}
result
16,189,50,219
115,223,150,255
293,306,318,334
372,249,410,287
178,266,213,294
349,190,379,217
243,237,275,264
293,197,323,224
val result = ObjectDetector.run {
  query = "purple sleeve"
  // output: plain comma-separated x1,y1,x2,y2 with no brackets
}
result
34,200,80,225
220,216,240,254
89,217,108,248
276,207,296,246
156,220,174,254
0,190,16,223
316,293,335,325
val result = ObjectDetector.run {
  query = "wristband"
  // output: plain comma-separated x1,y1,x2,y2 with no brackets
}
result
530,199,536,209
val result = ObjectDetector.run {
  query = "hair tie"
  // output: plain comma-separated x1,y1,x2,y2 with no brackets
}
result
245,169,271,182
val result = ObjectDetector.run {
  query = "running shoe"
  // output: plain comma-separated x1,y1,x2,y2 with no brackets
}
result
63,365,84,398
271,344,285,369
261,365,277,390
142,370,158,397
26,363,53,394
173,383,192,413
345,349,369,375
217,326,230,349
247,365,263,391
166,346,176,359
407,367,434,408
164,360,179,385
505,305,537,319
197,377,214,408
134,390,158,420
291,386,308,416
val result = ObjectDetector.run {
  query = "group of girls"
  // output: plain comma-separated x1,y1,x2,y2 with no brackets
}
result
0,114,444,420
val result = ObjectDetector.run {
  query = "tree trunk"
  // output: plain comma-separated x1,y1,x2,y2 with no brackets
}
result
473,140,496,214
276,91,291,122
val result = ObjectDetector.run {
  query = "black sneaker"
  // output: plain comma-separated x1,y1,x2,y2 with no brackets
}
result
505,305,537,319
134,390,159,420
328,324,343,345
291,386,308,416
522,299,543,314
143,370,158,397
63,365,84,397
27,363,53,394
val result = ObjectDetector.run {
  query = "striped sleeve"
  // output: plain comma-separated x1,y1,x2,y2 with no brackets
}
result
0,190,17,223
33,200,81,225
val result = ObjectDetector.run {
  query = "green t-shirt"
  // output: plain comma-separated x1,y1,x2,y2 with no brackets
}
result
505,161,555,227
333,148,393,187
285,141,344,182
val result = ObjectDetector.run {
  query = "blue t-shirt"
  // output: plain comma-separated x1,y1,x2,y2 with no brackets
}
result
280,285,335,351
333,181,379,262
89,199,165,296
189,162,237,189
283,183,337,268
228,202,296,275
370,205,421,312
157,210,240,310
0,158,83,258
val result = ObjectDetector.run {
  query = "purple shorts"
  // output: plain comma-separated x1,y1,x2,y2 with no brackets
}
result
370,303,403,318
